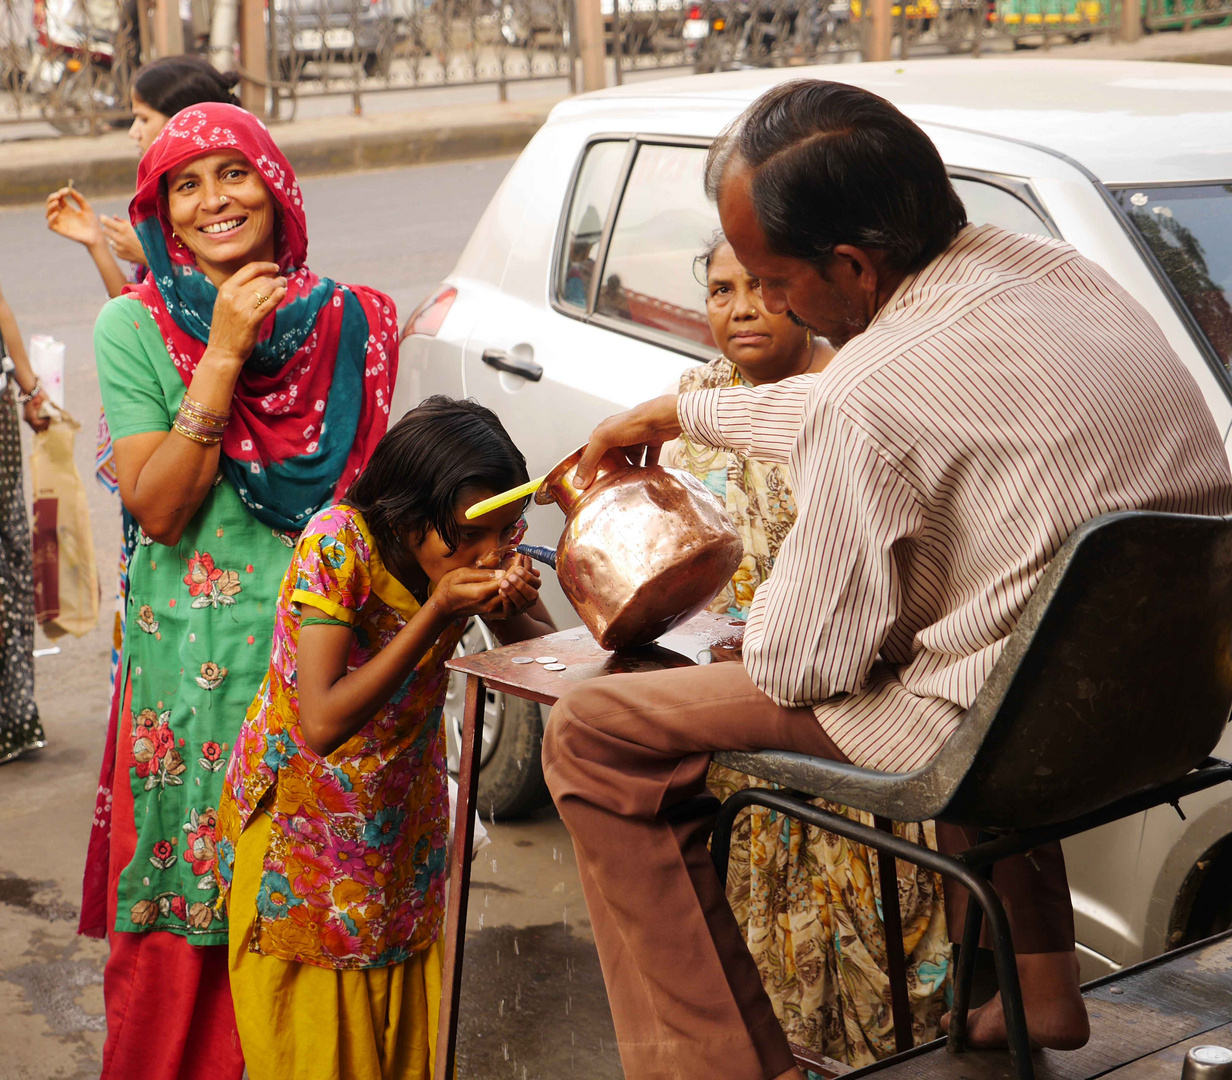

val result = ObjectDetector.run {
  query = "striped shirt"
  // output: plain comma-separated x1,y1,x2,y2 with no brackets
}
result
678,224,1232,772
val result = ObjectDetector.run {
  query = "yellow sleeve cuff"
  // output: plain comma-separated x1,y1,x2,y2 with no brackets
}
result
291,590,357,625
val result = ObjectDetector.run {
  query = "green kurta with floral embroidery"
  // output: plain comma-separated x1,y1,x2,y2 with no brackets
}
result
97,295,294,944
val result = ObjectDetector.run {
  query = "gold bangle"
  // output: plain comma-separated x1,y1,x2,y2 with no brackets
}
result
172,417,223,446
179,393,231,424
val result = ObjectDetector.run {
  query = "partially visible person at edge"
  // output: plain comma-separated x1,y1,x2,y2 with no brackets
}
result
45,55,243,688
544,79,1232,1080
662,233,951,1063
85,102,399,1080
215,398,555,1079
0,282,50,765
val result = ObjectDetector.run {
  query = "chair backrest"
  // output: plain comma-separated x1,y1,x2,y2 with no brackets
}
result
938,511,1232,829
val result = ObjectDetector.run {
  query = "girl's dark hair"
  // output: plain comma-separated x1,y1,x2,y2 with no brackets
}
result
704,80,967,275
345,396,529,562
133,55,241,117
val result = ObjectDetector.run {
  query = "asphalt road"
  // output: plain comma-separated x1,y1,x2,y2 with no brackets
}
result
0,156,621,1080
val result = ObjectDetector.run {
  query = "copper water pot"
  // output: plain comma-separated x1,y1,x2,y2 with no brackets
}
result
526,445,743,651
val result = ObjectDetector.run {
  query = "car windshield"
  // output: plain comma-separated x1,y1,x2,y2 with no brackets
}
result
1113,184,1232,372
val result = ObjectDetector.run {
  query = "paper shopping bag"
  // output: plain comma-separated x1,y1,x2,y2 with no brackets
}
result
31,409,99,638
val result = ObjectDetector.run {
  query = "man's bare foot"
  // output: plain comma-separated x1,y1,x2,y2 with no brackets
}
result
941,951,1090,1051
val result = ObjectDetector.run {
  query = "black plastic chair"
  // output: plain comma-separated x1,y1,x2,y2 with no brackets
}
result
710,510,1232,1080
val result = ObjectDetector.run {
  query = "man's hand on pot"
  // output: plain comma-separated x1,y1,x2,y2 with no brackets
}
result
575,394,683,489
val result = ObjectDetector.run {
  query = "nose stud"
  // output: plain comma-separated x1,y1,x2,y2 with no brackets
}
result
219,196,229,206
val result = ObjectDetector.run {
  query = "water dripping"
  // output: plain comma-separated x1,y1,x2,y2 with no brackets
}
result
514,937,520,955
499,999,505,1017
503,1043,510,1061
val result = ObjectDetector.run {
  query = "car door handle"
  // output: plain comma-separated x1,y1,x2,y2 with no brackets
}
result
482,348,542,382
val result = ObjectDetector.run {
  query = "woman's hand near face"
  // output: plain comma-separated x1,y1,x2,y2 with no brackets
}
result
100,217,146,266
205,261,288,369
46,188,130,298
46,187,103,247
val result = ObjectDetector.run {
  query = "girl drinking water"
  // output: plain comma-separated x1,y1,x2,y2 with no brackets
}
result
215,396,554,1079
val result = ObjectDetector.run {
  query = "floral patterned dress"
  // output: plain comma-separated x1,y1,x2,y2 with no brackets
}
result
667,357,952,1066
96,295,294,943
216,502,465,969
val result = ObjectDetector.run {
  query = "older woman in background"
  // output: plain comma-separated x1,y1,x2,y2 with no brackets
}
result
664,234,950,1066
90,103,398,1080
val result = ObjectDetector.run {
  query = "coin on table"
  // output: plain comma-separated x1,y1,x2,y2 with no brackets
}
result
544,663,567,671
510,657,535,665
534,656,558,664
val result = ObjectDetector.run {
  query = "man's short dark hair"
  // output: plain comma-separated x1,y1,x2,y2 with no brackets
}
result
705,80,968,275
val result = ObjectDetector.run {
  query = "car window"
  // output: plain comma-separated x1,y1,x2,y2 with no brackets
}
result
1112,184,1232,373
952,177,1054,238
595,144,719,349
559,141,628,311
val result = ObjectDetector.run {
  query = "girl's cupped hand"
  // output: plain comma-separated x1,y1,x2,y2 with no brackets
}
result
494,552,541,619
432,559,542,623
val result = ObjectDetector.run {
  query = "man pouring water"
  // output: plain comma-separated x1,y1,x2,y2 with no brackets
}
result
541,79,1232,1080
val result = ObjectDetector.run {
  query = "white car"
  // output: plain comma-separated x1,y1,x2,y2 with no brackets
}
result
396,58,1232,978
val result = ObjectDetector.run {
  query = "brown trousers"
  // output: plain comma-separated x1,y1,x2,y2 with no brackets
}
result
543,662,1074,1080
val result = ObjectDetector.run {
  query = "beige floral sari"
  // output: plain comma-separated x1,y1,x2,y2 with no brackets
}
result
665,358,952,1067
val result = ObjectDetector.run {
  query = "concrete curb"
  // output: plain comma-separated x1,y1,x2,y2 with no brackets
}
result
0,97,559,207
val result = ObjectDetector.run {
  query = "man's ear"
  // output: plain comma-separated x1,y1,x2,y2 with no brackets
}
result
830,244,883,298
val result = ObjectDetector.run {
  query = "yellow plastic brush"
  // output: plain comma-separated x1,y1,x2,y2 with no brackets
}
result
464,475,547,520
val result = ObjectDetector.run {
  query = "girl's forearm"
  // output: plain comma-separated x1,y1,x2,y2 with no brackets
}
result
89,241,129,299
486,606,555,646
298,600,454,756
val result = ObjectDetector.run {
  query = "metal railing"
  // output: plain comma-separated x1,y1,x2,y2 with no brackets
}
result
0,0,1146,132
267,0,576,118
1144,0,1231,29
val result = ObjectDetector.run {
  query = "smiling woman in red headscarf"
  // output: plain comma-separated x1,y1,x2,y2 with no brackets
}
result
89,102,398,1080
